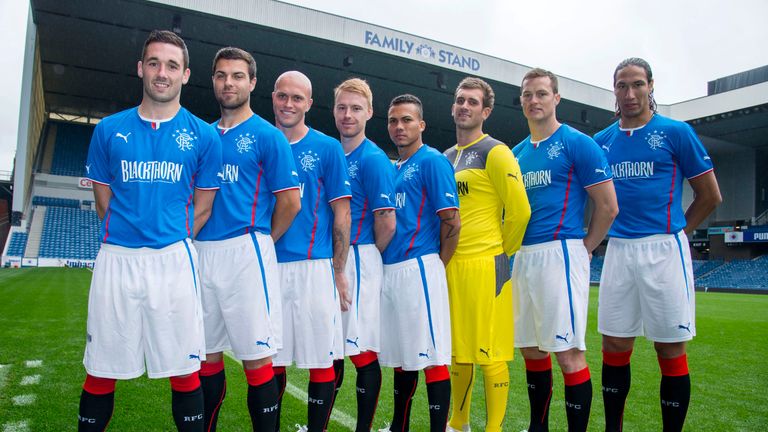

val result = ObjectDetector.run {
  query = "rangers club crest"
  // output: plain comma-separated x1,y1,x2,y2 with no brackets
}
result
173,129,197,152
235,133,254,154
299,150,320,172
464,151,479,166
348,161,359,179
402,163,419,181
547,141,564,160
646,130,667,150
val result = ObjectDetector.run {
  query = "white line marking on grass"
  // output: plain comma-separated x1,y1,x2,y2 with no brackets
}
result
20,375,41,386
24,360,42,368
12,394,36,406
3,421,30,432
0,365,10,390
223,351,356,430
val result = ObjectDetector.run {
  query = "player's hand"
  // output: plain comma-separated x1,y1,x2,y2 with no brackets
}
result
335,271,351,312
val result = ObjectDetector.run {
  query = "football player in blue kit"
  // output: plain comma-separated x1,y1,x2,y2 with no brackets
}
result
596,58,721,432
331,77,396,432
195,47,301,431
270,70,352,432
79,30,222,432
512,68,618,432
378,94,460,432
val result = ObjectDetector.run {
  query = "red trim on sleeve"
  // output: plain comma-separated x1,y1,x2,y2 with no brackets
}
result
272,185,300,194
687,167,713,180
584,178,613,189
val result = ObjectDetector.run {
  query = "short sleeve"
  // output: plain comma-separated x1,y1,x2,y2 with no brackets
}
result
195,125,223,190
423,153,459,213
263,130,299,193
324,140,352,202
362,151,396,211
673,122,714,179
86,122,112,185
571,134,612,188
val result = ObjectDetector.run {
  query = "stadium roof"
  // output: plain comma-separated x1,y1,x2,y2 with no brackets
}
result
29,0,768,156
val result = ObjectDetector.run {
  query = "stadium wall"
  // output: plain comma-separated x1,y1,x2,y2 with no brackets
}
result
13,9,45,222
709,148,757,221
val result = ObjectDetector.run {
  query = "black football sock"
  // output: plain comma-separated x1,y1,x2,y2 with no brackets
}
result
563,368,592,432
390,368,418,432
525,357,553,432
425,367,451,432
78,390,115,431
354,360,382,432
199,362,226,432
171,387,205,432
247,377,279,431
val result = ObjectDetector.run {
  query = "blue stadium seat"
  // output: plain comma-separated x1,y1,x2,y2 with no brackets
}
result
49,122,94,177
6,232,28,256
38,205,100,260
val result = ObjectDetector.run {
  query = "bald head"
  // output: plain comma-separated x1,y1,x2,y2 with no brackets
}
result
272,70,314,132
274,70,313,98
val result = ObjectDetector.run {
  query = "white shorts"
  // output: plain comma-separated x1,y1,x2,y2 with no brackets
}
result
598,231,696,342
380,254,451,371
273,259,342,369
83,240,205,379
342,244,383,356
512,239,590,352
195,232,281,361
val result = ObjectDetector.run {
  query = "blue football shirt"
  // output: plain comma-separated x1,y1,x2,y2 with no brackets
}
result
513,124,612,246
274,128,352,262
197,114,299,241
594,114,713,238
381,144,459,265
86,107,222,248
346,138,396,245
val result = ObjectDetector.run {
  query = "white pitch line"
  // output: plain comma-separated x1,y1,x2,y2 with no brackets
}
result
12,394,36,406
223,351,356,430
0,364,10,391
23,360,42,368
3,421,30,432
20,375,41,386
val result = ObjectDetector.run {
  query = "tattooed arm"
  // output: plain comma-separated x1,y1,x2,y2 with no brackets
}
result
330,197,352,311
373,209,396,253
437,208,461,267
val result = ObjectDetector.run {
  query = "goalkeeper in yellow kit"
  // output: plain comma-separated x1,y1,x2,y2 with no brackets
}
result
443,77,531,432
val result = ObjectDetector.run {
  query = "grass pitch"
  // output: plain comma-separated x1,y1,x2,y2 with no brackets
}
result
0,268,766,431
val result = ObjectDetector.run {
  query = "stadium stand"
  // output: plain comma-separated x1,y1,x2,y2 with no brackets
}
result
692,259,725,277
693,257,768,290
49,122,93,177
37,205,100,260
590,256,605,283
32,196,80,208
6,232,28,257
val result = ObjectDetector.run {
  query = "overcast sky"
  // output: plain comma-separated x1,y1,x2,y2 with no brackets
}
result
2,0,767,173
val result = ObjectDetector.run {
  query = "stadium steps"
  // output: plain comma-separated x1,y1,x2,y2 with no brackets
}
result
24,206,46,258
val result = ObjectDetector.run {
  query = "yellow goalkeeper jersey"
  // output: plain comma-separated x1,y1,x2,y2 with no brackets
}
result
444,134,531,258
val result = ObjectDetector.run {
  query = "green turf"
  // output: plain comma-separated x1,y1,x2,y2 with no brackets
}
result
0,268,767,431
